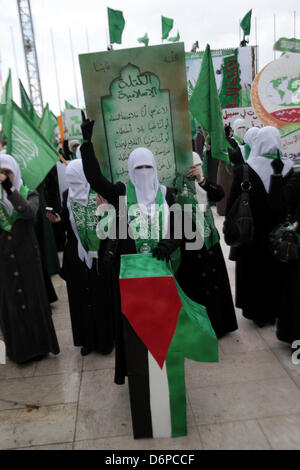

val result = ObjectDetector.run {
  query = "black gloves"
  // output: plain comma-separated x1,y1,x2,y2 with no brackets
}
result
2,177,13,195
152,244,171,261
81,110,95,142
271,156,284,175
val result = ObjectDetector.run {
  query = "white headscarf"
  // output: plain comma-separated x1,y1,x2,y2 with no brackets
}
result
128,147,167,214
233,118,247,141
65,159,90,206
241,127,260,161
247,126,293,192
0,154,23,215
65,159,95,268
127,147,169,237
192,151,208,209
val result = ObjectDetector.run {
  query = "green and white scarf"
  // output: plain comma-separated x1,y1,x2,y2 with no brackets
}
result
127,179,165,254
176,175,219,250
0,185,29,232
69,190,101,268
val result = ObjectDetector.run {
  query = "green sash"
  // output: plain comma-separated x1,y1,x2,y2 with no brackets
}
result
233,134,244,145
244,143,251,160
127,180,164,254
261,152,283,159
70,190,100,253
0,185,29,232
175,175,219,250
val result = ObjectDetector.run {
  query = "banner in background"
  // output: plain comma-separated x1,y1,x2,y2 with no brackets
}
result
186,46,256,107
64,109,83,141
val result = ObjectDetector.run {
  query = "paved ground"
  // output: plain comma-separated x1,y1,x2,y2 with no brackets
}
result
1,209,300,450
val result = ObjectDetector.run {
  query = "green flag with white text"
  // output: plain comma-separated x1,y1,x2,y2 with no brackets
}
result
189,44,230,164
137,33,149,47
108,7,125,44
19,79,40,128
4,101,58,189
161,16,174,40
240,9,252,37
40,103,58,148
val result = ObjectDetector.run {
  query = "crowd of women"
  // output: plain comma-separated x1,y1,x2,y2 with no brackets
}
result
0,115,299,376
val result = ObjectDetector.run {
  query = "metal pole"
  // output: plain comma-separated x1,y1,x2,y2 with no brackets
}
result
294,11,296,37
239,19,241,44
86,29,90,52
274,14,276,60
255,17,258,74
69,29,79,107
10,26,19,78
50,29,62,113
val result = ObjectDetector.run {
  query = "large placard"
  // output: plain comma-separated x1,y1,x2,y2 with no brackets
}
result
79,43,192,185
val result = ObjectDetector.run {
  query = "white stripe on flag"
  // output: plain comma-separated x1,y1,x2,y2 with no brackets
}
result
148,352,172,438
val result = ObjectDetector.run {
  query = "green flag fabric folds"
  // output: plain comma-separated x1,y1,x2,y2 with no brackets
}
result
1,69,12,128
2,69,12,105
137,33,149,47
19,79,40,128
189,44,230,164
161,16,174,40
64,100,76,110
107,7,125,44
240,9,252,37
120,254,218,438
4,101,58,189
40,103,58,147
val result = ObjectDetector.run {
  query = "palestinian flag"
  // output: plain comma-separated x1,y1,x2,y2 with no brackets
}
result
119,254,218,439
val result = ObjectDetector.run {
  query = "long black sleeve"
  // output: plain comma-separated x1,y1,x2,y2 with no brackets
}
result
201,179,225,203
80,142,125,208
269,171,300,222
225,165,243,215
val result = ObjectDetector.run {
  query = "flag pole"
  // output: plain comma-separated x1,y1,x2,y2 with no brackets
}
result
273,14,276,60
69,29,79,108
255,16,259,74
86,29,90,53
10,26,19,79
50,29,62,113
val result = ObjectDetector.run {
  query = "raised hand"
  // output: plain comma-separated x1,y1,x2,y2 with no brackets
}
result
81,110,95,142
271,154,284,175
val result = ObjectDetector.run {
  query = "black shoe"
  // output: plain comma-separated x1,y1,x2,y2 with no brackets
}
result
81,347,92,357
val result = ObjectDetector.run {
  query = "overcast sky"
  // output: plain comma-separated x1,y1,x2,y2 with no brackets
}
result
0,0,299,115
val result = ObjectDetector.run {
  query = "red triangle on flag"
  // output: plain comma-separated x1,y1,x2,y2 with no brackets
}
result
120,276,182,368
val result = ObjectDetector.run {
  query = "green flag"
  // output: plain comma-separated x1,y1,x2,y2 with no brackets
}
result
40,103,58,147
4,101,58,189
137,33,149,47
240,9,252,37
1,69,12,104
107,7,125,44
189,44,230,164
168,31,180,42
19,79,40,128
161,16,174,40
64,100,76,110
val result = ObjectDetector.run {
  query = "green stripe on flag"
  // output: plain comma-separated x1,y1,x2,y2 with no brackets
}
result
120,253,172,279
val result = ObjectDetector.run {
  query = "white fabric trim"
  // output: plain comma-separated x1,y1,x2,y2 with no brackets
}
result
148,352,172,438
